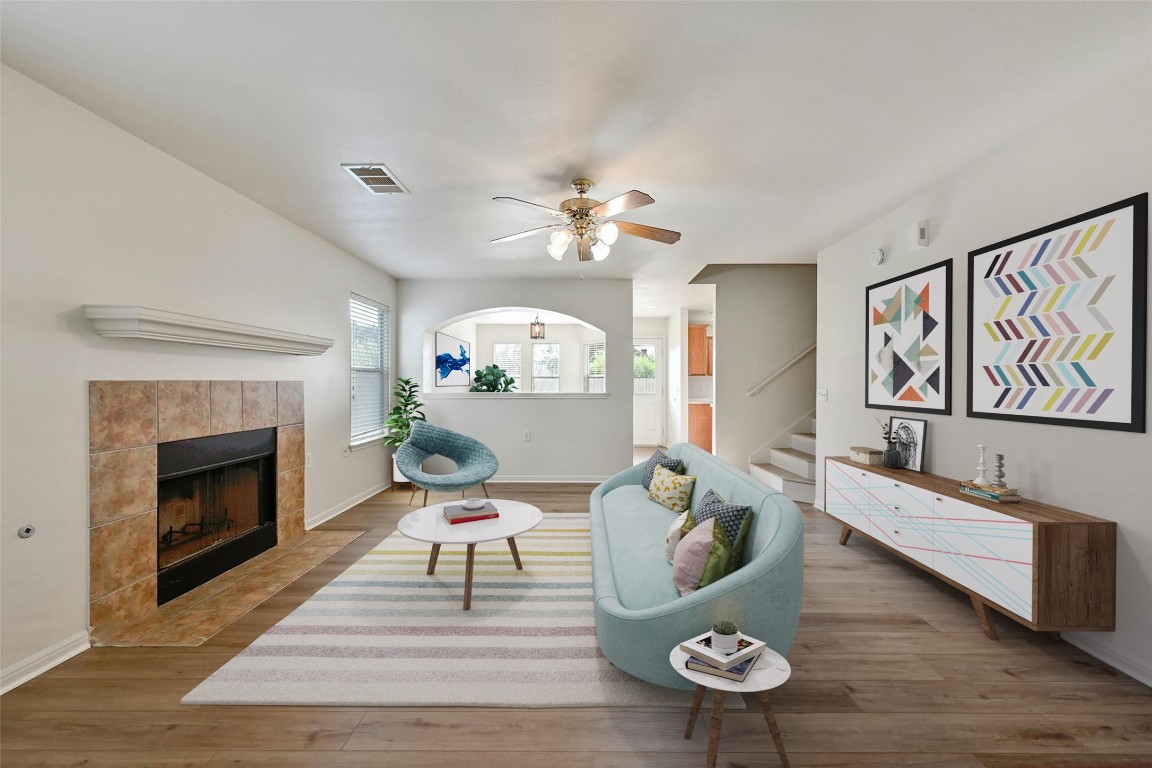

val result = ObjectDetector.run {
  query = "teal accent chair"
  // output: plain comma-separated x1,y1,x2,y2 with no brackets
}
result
590,443,804,689
395,421,499,507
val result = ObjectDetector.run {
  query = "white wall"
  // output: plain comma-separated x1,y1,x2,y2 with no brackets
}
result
397,279,632,481
668,309,688,446
699,265,818,467
816,70,1152,683
0,66,397,685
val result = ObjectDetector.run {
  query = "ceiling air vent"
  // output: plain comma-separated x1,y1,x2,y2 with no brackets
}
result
342,164,408,194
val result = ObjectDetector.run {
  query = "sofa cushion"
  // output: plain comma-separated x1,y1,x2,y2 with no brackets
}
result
648,464,696,513
694,489,753,569
665,510,690,563
600,486,681,609
672,517,716,596
641,449,682,490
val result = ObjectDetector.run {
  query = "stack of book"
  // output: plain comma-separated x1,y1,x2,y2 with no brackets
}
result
442,501,499,524
959,481,1022,503
678,630,766,682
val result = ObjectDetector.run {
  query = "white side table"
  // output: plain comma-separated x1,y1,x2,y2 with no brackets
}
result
396,499,543,610
669,644,792,768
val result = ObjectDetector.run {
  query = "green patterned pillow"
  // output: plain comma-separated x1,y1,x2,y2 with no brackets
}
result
675,489,753,590
647,464,697,513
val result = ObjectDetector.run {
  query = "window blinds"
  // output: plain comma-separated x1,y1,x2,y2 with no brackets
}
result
532,343,560,393
493,343,522,380
350,294,389,443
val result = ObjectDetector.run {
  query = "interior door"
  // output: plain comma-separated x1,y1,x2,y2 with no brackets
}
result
633,339,663,445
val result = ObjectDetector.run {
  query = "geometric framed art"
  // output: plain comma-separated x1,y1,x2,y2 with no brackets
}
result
967,193,1148,432
865,260,953,414
435,331,472,387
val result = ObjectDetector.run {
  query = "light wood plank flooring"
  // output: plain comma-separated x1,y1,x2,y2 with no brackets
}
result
2,483,1150,767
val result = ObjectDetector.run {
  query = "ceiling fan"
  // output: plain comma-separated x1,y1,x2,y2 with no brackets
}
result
491,178,681,262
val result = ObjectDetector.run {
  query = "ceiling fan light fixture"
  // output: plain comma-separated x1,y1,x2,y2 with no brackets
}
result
598,221,619,245
591,240,611,261
550,229,573,247
547,241,566,260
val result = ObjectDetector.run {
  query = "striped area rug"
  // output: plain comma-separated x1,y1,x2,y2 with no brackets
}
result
182,512,701,707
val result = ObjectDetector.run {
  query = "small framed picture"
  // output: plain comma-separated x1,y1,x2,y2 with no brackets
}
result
888,417,927,472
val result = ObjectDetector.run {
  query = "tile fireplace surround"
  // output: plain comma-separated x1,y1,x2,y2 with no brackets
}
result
88,380,305,645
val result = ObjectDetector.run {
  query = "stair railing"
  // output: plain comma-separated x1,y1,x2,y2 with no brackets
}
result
745,343,817,397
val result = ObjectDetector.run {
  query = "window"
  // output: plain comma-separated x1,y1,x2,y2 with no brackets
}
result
583,342,606,393
532,343,560,392
350,293,389,444
634,343,657,395
493,342,522,381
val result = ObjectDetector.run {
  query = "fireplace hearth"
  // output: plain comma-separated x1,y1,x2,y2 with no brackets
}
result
156,428,277,604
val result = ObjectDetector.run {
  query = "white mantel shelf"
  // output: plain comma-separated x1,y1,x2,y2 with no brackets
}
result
84,305,334,356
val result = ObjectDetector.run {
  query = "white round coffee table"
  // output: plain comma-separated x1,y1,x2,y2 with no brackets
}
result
670,643,792,768
396,499,543,610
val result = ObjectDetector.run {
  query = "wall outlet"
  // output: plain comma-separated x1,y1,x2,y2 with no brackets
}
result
817,387,829,402
305,452,313,469
523,431,531,442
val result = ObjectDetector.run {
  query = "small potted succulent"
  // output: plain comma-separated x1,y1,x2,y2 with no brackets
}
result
711,620,740,654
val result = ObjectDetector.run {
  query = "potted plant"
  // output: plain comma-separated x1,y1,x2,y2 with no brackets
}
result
469,364,517,392
877,417,901,468
384,378,426,484
711,620,740,654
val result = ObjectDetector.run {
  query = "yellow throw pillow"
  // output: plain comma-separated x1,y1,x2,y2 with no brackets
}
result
648,464,697,513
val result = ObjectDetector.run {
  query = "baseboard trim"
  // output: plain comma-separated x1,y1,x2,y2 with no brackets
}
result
812,497,825,511
1,630,90,694
1062,633,1152,687
306,481,390,529
491,475,606,484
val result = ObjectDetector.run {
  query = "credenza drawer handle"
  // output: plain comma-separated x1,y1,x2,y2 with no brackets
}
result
936,497,944,502
894,483,901,487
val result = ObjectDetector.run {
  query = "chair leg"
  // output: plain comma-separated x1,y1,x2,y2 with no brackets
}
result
423,488,429,507
482,482,490,498
408,487,416,506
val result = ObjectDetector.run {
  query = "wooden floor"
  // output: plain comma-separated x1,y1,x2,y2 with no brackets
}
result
2,483,1150,767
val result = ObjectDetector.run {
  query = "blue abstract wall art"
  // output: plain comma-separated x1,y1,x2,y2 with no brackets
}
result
435,332,471,387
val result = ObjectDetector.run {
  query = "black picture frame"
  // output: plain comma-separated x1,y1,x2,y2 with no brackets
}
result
888,416,927,472
864,260,953,415
966,193,1148,432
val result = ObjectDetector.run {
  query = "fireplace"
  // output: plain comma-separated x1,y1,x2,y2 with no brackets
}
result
156,427,277,604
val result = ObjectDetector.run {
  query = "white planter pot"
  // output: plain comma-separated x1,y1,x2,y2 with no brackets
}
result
392,453,410,485
711,630,739,654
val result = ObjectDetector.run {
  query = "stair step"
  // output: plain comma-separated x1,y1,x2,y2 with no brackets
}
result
770,447,816,479
791,432,816,454
749,462,816,504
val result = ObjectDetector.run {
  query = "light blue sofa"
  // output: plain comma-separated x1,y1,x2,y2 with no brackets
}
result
590,443,804,689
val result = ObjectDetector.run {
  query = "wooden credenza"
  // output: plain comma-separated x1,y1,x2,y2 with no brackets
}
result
824,457,1116,639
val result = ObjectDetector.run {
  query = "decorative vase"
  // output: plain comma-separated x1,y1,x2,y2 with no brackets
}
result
711,630,739,654
883,444,902,468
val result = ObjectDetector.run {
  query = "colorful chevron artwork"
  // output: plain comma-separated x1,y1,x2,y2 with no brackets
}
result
967,194,1147,429
866,260,952,414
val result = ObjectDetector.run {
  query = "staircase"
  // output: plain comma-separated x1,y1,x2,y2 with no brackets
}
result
749,418,816,504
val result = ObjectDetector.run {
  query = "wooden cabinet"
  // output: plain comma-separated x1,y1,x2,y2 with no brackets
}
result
688,403,712,453
688,325,710,376
824,458,1115,638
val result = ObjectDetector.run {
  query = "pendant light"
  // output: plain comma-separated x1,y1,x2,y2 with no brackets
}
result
529,313,546,340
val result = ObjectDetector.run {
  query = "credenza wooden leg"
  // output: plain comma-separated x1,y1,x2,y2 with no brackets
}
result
706,689,726,768
756,690,791,768
426,543,441,575
839,525,853,546
971,594,999,640
683,684,706,740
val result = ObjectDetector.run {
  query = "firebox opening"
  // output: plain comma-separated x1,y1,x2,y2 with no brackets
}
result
156,428,277,605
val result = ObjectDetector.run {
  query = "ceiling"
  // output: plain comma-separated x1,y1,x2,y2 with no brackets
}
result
3,2,1149,318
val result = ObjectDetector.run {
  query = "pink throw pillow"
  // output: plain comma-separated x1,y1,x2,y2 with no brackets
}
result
672,517,715,596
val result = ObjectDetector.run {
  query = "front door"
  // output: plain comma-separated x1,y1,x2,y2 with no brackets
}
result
633,339,664,445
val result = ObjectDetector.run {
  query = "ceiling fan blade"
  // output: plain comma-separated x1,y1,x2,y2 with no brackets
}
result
615,220,682,245
490,224,565,244
589,190,654,218
493,196,566,218
577,237,593,262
